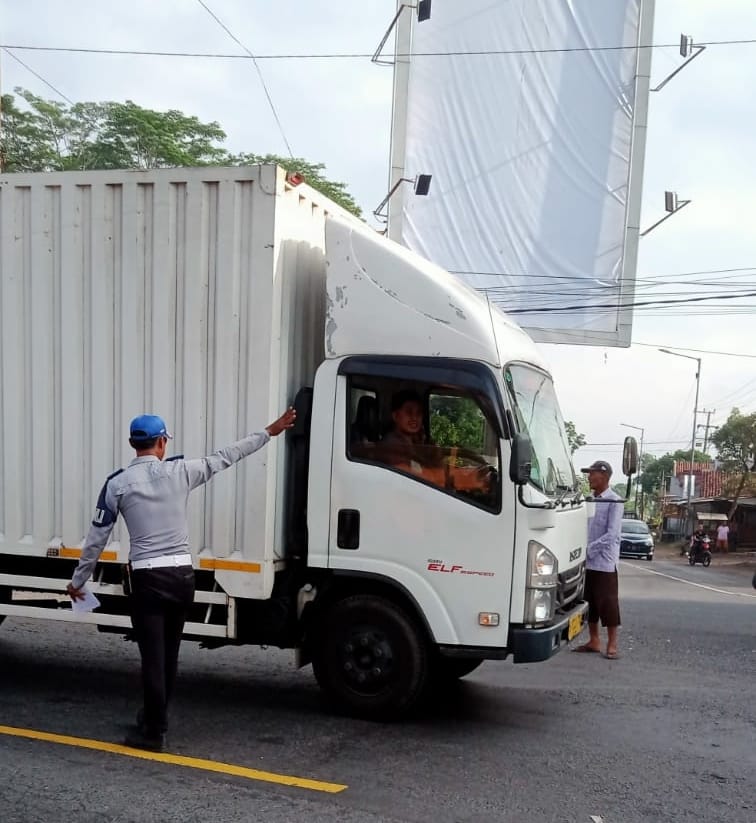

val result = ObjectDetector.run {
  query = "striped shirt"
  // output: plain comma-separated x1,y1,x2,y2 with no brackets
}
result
586,487,623,572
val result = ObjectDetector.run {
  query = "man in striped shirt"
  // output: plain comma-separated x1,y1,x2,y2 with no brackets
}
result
574,460,623,660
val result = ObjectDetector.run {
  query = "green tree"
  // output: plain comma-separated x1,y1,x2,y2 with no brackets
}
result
0,89,361,216
711,408,756,517
639,449,710,495
429,395,485,450
232,153,361,217
564,420,586,454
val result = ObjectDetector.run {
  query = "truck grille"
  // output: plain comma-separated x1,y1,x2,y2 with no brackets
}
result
556,562,585,612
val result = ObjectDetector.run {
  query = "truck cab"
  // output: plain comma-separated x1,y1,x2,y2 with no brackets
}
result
292,218,588,716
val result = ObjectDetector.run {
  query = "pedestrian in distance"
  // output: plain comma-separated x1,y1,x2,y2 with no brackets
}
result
66,407,296,751
715,521,729,553
573,460,623,660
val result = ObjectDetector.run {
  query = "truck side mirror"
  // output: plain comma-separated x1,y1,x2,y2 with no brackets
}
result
622,436,639,476
509,433,533,486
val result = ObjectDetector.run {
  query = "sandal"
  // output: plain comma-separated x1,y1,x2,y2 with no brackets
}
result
572,643,601,654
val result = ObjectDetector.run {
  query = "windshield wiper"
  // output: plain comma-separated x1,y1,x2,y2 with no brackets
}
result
554,484,573,506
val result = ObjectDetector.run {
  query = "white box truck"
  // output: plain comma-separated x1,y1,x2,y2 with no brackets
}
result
0,164,588,718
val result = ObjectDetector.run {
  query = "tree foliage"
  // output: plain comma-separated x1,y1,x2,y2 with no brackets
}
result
429,396,486,451
0,89,361,216
564,420,586,454
639,449,710,495
231,152,361,216
711,408,756,516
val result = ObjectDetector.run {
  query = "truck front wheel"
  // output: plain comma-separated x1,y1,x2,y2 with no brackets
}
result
312,594,429,720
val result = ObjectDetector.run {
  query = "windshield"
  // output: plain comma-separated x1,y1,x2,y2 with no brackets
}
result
504,364,576,495
622,521,650,534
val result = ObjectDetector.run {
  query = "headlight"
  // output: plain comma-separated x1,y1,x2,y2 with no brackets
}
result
525,541,558,623
525,589,556,622
528,542,557,588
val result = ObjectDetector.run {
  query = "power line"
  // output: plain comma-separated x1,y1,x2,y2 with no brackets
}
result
631,343,756,360
450,265,756,281
585,440,690,446
2,47,74,104
492,289,756,315
2,38,756,60
194,0,293,158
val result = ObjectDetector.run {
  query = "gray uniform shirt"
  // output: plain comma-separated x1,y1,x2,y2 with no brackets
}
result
71,431,270,589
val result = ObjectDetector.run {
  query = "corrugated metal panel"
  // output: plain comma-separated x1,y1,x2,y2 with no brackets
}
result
0,165,333,597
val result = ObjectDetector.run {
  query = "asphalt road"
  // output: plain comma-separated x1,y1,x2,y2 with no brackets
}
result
1,556,754,823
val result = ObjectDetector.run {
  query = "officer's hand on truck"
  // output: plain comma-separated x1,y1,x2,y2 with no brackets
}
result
266,407,297,436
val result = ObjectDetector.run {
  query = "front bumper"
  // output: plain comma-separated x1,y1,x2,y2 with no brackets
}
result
510,601,588,663
620,542,654,558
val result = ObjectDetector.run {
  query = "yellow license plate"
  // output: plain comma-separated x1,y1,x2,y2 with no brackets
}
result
568,612,583,640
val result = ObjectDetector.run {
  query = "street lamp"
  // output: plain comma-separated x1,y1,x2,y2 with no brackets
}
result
621,423,645,518
659,349,702,537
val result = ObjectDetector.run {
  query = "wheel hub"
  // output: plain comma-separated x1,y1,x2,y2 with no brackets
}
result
340,628,394,691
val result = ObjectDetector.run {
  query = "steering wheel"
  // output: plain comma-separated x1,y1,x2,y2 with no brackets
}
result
441,446,491,470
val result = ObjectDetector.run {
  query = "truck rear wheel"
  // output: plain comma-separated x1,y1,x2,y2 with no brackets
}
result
312,594,428,720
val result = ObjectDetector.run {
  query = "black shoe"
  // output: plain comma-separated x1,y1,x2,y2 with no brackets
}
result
124,726,167,752
135,707,167,736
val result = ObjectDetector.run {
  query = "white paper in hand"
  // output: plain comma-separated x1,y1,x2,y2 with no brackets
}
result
71,587,101,614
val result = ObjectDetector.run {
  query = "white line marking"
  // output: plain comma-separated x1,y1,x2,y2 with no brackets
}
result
620,561,756,599
590,816,604,823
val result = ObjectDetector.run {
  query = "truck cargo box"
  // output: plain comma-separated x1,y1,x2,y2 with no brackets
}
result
0,164,349,599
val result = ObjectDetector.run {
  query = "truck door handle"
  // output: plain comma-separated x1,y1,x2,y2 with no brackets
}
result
337,509,360,550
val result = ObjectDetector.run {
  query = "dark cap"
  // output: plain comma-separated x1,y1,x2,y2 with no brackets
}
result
581,460,612,476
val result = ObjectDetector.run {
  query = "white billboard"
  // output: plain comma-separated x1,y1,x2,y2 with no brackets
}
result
388,0,655,347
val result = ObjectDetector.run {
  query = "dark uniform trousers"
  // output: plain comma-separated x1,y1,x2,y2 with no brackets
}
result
129,566,195,735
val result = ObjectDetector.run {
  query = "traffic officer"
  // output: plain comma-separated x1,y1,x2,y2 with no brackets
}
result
67,407,296,751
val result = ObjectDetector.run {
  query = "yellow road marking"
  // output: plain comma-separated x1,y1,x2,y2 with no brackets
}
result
199,558,261,573
0,724,347,794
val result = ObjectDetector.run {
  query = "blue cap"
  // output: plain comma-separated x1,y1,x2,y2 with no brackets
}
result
129,414,173,442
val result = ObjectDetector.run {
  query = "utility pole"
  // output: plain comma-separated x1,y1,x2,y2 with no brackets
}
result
659,349,701,536
697,408,716,455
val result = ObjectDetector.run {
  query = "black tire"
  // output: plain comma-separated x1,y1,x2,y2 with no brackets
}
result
703,553,711,567
311,594,429,720
646,554,653,562
689,555,696,566
430,656,484,681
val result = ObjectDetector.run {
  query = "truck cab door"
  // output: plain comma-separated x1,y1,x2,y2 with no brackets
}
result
323,356,516,649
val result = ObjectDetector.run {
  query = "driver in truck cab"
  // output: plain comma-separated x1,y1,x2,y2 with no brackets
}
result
380,390,493,495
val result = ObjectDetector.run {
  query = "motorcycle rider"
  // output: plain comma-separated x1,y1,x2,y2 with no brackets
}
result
689,526,708,560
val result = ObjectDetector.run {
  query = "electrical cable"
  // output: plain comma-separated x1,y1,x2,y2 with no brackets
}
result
489,290,756,315
2,47,74,104
194,0,293,158
3,38,756,59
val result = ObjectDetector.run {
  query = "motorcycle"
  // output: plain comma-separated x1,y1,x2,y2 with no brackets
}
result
689,535,712,567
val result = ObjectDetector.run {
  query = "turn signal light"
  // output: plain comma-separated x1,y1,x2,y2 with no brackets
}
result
478,612,500,627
